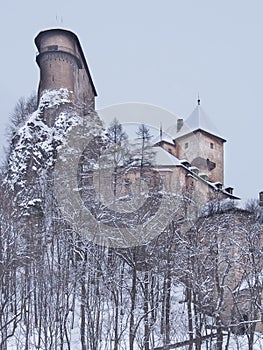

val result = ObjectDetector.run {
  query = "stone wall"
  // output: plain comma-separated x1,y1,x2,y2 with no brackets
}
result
175,131,224,184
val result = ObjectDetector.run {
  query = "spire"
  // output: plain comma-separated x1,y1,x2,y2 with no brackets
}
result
197,94,201,106
159,122,163,141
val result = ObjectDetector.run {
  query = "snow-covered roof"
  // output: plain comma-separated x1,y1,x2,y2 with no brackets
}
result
158,136,175,145
175,104,226,141
152,146,180,167
151,133,175,147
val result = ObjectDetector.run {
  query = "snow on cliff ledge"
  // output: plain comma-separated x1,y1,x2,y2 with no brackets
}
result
6,89,92,189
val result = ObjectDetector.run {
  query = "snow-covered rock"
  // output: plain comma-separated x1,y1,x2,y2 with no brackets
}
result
6,89,82,189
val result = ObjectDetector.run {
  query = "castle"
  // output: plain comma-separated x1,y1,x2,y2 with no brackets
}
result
35,28,238,206
33,28,263,336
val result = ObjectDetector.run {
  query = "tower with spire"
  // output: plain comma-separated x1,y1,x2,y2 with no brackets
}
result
173,98,226,184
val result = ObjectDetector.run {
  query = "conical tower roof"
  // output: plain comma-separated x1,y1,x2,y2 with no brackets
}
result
175,99,226,142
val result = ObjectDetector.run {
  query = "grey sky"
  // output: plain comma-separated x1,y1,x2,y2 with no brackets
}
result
0,0,262,201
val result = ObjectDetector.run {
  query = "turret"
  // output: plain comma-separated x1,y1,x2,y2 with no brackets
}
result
174,99,226,184
35,28,97,113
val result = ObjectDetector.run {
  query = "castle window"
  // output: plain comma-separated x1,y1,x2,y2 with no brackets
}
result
210,142,214,149
185,142,189,149
48,45,58,51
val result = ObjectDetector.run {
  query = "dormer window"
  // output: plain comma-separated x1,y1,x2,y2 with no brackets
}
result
214,182,223,190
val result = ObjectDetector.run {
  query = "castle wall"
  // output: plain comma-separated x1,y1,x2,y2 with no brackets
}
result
175,131,224,184
160,142,177,157
36,31,76,55
37,51,76,95
74,60,96,111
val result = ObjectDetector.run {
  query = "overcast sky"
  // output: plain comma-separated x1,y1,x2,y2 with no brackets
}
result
1,0,263,201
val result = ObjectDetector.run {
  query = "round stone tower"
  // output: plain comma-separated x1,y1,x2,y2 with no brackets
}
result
35,28,97,112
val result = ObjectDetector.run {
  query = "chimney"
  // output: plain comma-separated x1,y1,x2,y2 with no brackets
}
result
259,192,263,207
177,119,184,132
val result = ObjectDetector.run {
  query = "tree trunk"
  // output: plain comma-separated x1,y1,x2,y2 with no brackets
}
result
144,271,150,350
186,286,194,350
129,265,137,350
